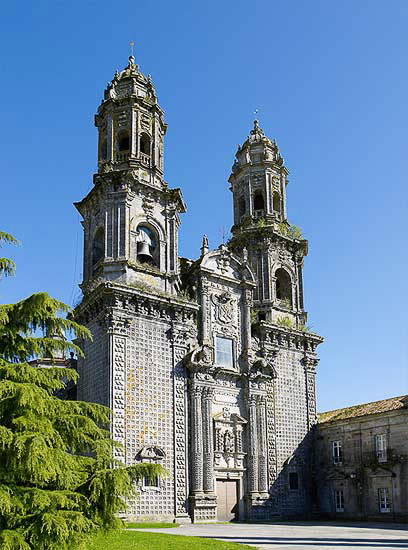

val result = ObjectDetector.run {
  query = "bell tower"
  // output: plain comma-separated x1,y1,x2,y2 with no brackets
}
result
75,55,185,295
74,54,198,523
228,120,307,327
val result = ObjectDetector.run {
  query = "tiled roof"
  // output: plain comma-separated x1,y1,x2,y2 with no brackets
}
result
318,395,408,424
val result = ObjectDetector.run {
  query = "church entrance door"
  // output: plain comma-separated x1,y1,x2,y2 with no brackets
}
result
216,479,239,522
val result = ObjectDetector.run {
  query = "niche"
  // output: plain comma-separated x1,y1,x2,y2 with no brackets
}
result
275,268,292,305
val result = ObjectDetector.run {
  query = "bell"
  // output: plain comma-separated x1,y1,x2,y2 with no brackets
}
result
137,241,153,263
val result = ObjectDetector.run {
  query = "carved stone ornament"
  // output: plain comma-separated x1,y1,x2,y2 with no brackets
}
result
195,343,213,365
167,323,197,350
185,343,214,371
142,194,155,216
215,245,231,274
250,348,278,380
213,410,247,470
135,445,166,461
211,291,234,325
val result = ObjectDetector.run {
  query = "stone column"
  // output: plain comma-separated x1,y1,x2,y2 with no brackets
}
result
202,387,214,494
190,385,204,494
247,395,259,494
257,396,268,495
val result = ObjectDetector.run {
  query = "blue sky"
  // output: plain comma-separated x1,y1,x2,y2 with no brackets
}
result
1,0,407,411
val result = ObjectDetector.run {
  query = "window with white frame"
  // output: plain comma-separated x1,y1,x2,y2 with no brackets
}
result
334,489,345,512
332,440,343,464
378,488,391,513
143,474,160,488
215,336,234,368
375,434,387,463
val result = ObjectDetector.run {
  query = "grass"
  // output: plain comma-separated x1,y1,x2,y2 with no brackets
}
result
125,522,180,529
87,530,255,549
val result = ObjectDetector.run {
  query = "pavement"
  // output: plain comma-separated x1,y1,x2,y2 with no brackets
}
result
136,521,408,550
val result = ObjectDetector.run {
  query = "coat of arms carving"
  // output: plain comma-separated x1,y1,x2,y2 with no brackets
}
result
211,292,234,325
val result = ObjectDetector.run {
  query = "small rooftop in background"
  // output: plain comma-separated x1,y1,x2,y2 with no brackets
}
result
318,395,408,424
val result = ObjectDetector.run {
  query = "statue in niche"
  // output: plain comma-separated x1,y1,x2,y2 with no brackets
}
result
224,430,235,454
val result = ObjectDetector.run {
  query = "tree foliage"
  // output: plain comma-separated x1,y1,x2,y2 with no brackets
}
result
0,232,167,549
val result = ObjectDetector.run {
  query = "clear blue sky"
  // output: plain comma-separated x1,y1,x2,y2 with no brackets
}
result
1,0,407,411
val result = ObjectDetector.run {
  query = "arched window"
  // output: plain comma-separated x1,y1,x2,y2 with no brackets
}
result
275,268,292,305
273,192,281,213
117,130,130,152
239,196,246,217
254,192,265,211
136,225,158,266
140,133,151,155
92,228,104,268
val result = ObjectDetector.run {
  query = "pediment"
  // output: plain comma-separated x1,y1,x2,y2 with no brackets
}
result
199,246,255,284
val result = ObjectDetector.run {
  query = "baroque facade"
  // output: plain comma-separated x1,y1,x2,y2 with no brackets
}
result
316,396,408,521
74,55,323,522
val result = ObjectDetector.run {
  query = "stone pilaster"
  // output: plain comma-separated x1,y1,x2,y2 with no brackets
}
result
190,385,204,494
171,334,190,521
202,387,215,494
107,314,130,462
247,394,259,495
257,395,269,495
303,355,319,429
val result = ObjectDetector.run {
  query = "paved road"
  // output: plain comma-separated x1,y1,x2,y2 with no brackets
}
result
137,521,408,550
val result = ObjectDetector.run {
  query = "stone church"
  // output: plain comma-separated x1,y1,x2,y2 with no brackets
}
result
74,55,323,523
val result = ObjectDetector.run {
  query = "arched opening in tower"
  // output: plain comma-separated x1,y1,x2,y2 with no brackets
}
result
253,192,265,212
117,130,130,152
275,268,292,306
136,224,158,266
140,133,151,155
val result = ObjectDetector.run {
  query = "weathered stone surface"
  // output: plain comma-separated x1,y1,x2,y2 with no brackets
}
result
316,397,408,521
74,57,324,522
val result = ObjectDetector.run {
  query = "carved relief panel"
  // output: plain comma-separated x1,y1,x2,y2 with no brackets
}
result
213,407,247,471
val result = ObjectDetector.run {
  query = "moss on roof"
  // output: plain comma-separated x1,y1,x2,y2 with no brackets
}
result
318,395,408,424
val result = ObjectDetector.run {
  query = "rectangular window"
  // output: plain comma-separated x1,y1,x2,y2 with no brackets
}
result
332,440,342,464
215,336,234,368
378,488,391,513
143,475,159,488
375,434,387,463
334,489,345,512
289,472,299,490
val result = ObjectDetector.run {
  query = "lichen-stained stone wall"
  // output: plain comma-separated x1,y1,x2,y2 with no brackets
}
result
270,347,311,515
77,317,110,407
125,314,175,518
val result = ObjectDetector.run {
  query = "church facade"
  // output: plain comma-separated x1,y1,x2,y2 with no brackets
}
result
74,55,323,523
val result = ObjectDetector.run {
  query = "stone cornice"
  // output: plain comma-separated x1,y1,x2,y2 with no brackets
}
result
75,171,186,215
74,280,198,323
258,321,323,352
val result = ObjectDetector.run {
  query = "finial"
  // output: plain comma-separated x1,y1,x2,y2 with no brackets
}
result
201,234,209,256
130,40,135,56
